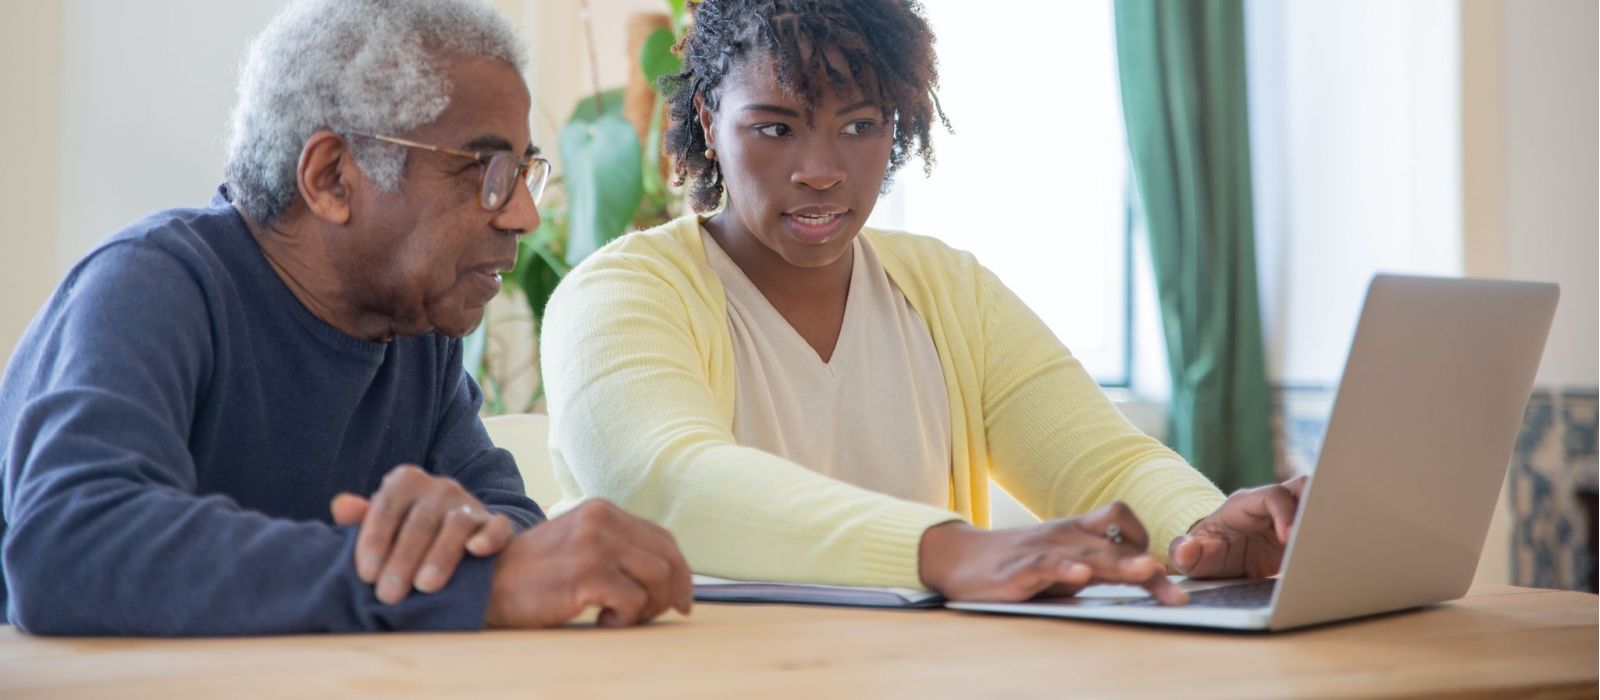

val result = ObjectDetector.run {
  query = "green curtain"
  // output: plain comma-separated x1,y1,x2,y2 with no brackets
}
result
1113,0,1275,491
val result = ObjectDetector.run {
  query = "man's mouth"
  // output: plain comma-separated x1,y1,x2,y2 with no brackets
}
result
469,259,516,296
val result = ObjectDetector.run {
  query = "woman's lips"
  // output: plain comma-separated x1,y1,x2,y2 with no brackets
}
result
781,210,849,244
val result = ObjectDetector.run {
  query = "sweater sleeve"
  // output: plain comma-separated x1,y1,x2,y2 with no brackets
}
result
541,252,961,590
975,264,1226,560
427,340,546,530
2,243,493,635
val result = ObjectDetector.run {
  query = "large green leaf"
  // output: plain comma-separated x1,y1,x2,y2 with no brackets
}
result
640,28,682,84
559,111,644,267
516,220,570,326
568,87,627,124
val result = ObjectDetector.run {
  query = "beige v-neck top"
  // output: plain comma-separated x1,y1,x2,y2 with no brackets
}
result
701,228,953,508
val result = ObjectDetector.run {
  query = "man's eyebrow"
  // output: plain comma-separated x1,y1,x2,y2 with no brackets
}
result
463,135,516,152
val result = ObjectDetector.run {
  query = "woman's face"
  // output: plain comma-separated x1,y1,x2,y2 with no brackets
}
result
699,50,894,270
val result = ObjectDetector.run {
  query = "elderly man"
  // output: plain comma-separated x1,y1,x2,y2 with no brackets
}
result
0,0,690,635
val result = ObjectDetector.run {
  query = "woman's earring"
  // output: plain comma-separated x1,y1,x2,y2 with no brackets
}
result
704,148,717,161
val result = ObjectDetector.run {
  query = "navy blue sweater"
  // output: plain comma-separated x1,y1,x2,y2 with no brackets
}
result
0,188,545,635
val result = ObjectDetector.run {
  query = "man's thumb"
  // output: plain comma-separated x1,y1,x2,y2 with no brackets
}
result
330,492,370,526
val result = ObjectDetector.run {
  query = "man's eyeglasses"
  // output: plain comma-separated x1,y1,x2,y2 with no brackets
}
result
350,133,551,212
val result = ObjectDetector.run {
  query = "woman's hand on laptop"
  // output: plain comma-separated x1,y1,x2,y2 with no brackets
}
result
917,502,1190,605
1168,475,1309,579
329,464,516,604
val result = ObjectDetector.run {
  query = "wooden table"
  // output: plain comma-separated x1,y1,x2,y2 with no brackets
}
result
0,586,1593,699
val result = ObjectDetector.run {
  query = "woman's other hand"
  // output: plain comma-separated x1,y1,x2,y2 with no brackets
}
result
917,502,1189,605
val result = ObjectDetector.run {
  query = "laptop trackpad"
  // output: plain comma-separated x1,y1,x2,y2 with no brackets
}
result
1046,577,1277,609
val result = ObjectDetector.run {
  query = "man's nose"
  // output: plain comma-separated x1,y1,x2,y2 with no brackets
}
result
493,176,541,236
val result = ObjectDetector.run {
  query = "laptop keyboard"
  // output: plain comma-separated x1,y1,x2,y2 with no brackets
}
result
1121,579,1279,609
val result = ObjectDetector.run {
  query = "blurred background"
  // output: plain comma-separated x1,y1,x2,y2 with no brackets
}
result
0,0,1593,591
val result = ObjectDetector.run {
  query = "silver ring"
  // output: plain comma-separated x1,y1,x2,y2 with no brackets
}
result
459,504,480,520
1105,523,1124,545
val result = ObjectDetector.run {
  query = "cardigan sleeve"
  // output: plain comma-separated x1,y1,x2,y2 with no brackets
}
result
540,250,962,589
974,264,1226,560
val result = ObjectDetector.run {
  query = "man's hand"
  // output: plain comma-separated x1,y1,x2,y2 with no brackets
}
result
485,499,693,629
1169,475,1309,579
330,464,516,604
918,502,1190,605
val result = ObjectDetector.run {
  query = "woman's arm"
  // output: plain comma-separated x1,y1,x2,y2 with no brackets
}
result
975,264,1226,560
540,251,960,589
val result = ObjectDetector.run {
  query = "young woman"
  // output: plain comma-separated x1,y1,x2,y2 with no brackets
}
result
540,0,1304,604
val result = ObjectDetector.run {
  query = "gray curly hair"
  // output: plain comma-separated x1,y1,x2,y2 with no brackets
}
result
225,0,527,225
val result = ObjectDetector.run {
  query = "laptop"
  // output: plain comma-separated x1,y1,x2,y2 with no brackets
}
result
948,274,1559,631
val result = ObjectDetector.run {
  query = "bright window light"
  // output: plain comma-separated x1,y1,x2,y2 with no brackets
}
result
868,0,1131,384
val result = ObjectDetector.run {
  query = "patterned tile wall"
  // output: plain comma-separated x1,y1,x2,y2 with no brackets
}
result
1509,389,1598,591
1270,385,1599,592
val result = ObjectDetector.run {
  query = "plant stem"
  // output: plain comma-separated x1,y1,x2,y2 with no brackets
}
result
580,0,605,116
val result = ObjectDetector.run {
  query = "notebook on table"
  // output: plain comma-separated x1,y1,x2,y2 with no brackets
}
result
692,574,945,608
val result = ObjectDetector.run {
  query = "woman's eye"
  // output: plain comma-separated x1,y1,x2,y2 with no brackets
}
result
843,120,877,136
755,123,791,138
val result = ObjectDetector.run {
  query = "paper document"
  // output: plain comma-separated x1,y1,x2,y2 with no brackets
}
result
692,574,945,608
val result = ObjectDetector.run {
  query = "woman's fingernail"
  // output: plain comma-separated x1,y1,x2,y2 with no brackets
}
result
467,535,489,554
358,553,381,582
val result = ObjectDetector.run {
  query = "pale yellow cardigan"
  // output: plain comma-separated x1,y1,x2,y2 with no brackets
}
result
541,215,1226,589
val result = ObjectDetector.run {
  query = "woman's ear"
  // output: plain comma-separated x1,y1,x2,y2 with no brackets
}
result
296,130,354,226
695,93,716,150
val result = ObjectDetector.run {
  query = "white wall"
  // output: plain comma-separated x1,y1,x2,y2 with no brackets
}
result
1499,0,1598,388
1462,0,1598,588
1251,0,1596,587
0,4,63,367
1248,0,1464,387
55,0,291,272
504,0,667,163
0,0,664,367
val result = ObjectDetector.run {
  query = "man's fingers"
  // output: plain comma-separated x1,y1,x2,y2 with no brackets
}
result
634,521,694,614
466,514,515,557
356,466,427,583
614,545,678,623
331,493,369,526
578,571,650,628
375,500,444,604
413,504,489,594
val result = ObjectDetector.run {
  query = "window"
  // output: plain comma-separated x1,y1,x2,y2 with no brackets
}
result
867,0,1135,385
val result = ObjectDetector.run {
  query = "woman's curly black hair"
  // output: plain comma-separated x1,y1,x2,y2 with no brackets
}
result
662,0,950,212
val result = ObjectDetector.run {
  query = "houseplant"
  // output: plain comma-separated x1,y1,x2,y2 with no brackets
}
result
468,0,689,414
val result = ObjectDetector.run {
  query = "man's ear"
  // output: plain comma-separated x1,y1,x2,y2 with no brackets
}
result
296,130,355,226
695,93,715,151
